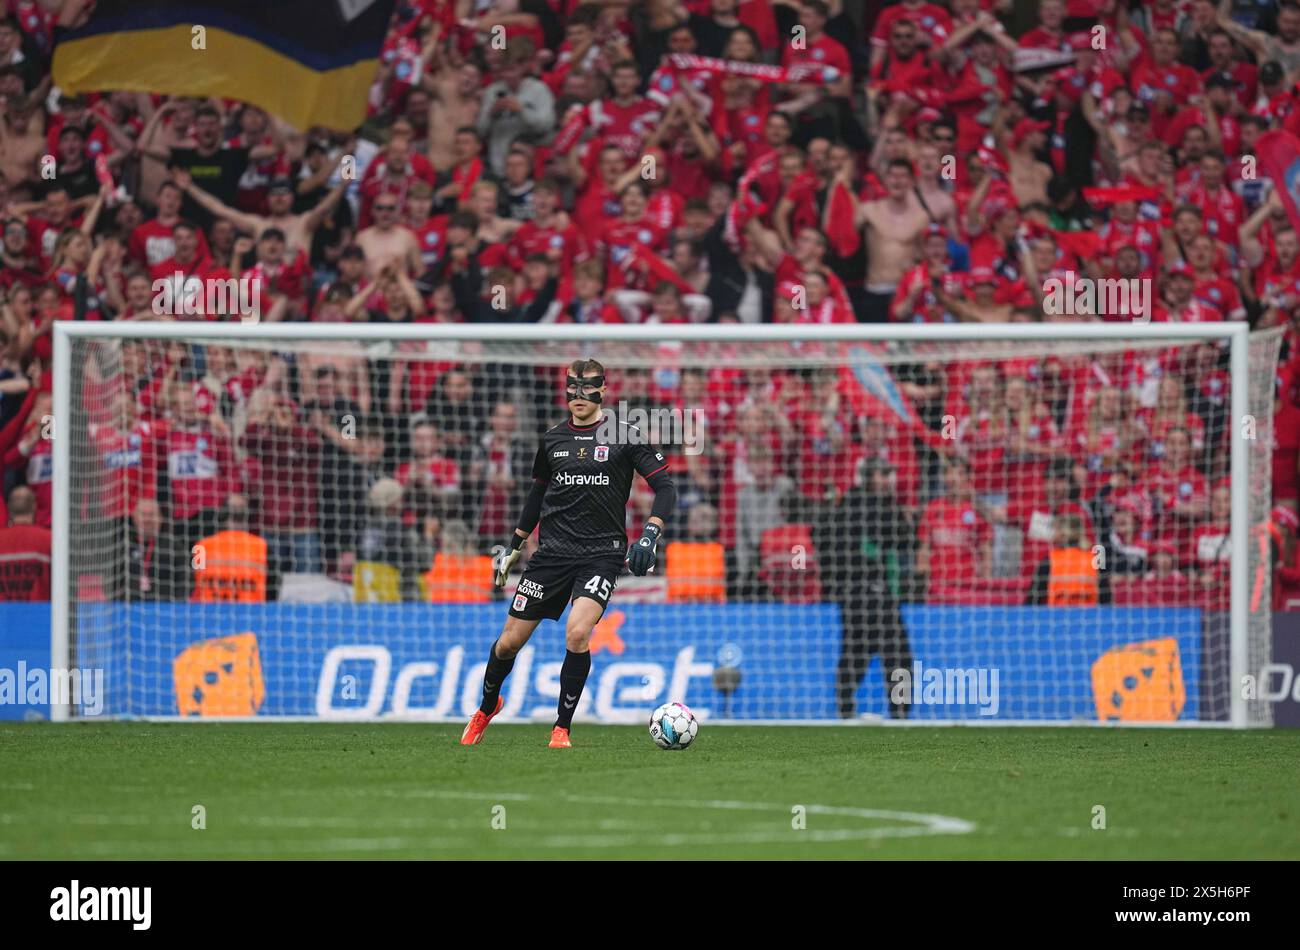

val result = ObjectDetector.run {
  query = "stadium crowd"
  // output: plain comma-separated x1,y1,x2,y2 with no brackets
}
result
2,0,1300,610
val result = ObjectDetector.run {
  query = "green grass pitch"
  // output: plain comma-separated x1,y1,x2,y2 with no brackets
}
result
2,723,1298,859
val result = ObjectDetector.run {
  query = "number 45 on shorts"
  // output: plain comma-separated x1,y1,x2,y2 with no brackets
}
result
583,575,611,600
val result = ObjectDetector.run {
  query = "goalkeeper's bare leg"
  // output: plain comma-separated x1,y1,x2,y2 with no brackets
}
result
460,615,540,745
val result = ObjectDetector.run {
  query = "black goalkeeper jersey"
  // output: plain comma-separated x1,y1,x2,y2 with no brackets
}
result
530,414,669,558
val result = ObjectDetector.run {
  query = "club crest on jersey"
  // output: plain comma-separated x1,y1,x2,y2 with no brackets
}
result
595,445,609,461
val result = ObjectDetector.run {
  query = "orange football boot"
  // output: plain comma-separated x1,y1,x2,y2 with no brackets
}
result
460,696,504,745
548,726,571,748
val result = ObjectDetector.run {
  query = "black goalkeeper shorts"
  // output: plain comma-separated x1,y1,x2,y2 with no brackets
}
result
508,547,625,622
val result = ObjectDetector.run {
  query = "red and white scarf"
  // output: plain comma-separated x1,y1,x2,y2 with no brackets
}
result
664,53,840,86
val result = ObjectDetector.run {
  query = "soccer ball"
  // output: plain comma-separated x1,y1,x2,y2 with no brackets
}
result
649,702,698,750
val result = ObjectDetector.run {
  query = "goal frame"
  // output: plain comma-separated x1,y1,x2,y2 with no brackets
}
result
50,320,1260,727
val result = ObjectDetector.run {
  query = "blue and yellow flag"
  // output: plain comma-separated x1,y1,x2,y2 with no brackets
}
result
52,0,397,130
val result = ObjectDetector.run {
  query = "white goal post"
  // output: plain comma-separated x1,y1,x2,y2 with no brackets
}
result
50,320,1277,727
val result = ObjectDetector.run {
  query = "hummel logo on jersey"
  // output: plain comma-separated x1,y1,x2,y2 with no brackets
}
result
563,693,578,709
555,472,610,486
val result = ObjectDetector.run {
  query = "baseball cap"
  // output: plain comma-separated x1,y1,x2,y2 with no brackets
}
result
924,222,948,240
1054,65,1081,89
1011,117,1051,148
1166,263,1195,281
268,177,294,194
1273,506,1300,531
983,197,1016,221
968,266,998,287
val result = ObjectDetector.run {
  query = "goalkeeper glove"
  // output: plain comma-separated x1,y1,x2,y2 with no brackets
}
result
626,522,661,576
493,534,525,588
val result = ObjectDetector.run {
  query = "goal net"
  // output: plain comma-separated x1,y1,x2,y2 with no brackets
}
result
52,323,1280,726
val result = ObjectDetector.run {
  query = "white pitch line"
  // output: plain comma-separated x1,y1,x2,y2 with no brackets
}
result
559,793,976,837
335,785,977,838
0,791,976,856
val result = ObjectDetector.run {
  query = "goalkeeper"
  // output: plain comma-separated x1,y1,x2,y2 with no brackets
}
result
461,359,676,749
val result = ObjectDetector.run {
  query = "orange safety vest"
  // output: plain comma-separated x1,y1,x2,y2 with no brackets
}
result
422,553,493,603
665,541,726,603
192,530,267,603
1047,547,1098,607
